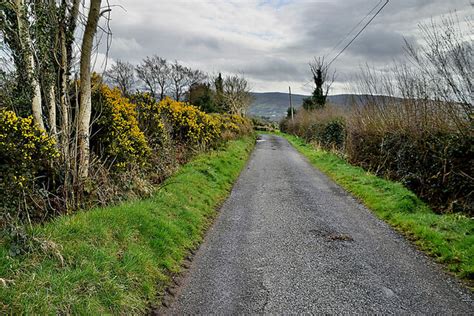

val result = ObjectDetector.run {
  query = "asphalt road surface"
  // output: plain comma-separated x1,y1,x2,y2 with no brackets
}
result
165,134,473,314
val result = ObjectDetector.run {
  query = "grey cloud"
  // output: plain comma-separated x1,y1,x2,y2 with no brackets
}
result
101,0,472,94
227,57,307,82
185,37,221,52
348,29,412,60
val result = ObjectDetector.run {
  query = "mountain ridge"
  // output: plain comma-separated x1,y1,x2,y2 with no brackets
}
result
248,92,396,121
248,92,361,120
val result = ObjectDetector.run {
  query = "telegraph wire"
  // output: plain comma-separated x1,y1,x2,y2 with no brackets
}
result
327,0,390,67
302,0,389,89
324,0,383,59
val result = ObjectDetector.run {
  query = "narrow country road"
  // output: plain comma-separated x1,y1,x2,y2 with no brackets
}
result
165,134,473,314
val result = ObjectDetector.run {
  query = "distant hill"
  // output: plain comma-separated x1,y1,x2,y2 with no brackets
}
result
247,92,306,120
248,92,396,121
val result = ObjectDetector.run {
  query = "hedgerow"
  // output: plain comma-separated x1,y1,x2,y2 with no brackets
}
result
1,85,253,225
280,103,473,215
281,107,346,151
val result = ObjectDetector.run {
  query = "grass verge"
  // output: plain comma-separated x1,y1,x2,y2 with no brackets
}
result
0,136,255,314
278,132,473,284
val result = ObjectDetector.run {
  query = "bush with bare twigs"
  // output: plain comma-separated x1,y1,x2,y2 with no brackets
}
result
281,105,347,151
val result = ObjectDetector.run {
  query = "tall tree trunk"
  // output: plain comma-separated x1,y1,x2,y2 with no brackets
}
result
15,0,44,129
31,63,44,129
160,89,164,101
58,0,79,165
48,85,57,140
174,83,180,101
77,0,102,180
59,28,70,160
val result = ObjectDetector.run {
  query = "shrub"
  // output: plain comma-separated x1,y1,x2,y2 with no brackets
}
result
251,116,277,132
129,93,252,180
280,106,347,151
92,86,151,170
216,113,253,141
0,110,59,222
130,92,169,149
316,118,345,149
157,97,221,147
287,107,297,118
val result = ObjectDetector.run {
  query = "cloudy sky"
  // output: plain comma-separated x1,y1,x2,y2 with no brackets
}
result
98,0,473,95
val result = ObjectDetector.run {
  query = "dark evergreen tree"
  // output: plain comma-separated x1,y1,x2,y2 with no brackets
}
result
302,97,315,111
214,72,225,112
311,66,327,108
303,57,333,110
188,83,217,113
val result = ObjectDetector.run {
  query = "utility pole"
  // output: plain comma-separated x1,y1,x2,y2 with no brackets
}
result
289,86,294,121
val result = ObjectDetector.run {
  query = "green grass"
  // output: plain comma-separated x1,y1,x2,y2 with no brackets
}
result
278,132,473,284
0,136,255,314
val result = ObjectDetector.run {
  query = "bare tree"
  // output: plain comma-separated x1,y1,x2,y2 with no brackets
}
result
404,13,473,118
353,13,473,134
58,0,80,168
2,0,110,209
223,74,253,115
77,0,102,180
170,61,188,101
186,68,206,87
136,55,169,100
104,59,135,95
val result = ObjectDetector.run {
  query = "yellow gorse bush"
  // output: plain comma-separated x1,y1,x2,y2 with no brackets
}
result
0,110,58,216
94,88,251,171
131,94,252,150
216,113,253,138
130,92,168,148
1,81,252,223
95,86,151,169
157,97,221,146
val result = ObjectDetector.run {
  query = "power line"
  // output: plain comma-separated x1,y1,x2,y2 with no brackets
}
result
325,0,383,59
301,0,389,90
327,0,390,67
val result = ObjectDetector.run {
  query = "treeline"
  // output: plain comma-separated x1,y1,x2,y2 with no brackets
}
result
0,1,253,226
104,56,253,115
282,14,473,215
